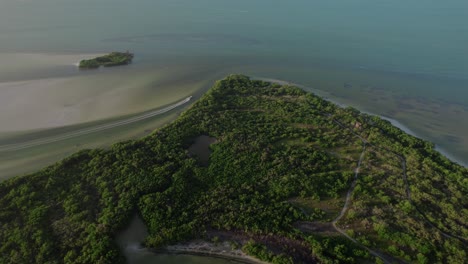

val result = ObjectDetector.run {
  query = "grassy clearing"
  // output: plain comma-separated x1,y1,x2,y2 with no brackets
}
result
289,196,343,221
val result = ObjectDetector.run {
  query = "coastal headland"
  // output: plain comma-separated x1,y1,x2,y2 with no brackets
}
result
0,75,466,264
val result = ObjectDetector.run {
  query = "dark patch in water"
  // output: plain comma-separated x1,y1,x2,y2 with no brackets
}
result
103,33,261,46
397,102,415,111
410,97,425,104
442,134,462,144
423,123,433,129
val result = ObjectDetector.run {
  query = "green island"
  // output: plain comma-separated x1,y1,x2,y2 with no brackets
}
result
0,75,466,263
78,52,134,69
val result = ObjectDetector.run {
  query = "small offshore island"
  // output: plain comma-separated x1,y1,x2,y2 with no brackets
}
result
78,51,134,69
0,75,466,264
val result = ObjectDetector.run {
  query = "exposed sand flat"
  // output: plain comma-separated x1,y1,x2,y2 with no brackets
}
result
0,52,101,66
0,111,180,181
0,52,103,81
0,52,86,68
0,96,192,152
0,68,206,132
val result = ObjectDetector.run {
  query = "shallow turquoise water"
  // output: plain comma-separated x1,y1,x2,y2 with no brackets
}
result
1,0,467,79
1,1,467,262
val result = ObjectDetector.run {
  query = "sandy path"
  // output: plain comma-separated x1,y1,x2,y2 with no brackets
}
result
330,144,395,264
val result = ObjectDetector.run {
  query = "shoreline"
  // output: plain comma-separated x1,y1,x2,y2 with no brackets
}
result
254,76,467,168
0,96,192,152
376,115,467,168
154,241,266,264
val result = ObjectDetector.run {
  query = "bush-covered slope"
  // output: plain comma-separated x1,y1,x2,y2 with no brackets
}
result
0,75,466,263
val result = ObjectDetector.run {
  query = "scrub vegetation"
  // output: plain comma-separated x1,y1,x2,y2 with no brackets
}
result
79,52,134,69
0,75,466,263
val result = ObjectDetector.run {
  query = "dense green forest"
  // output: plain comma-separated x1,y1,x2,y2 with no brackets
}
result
79,52,133,69
0,75,466,263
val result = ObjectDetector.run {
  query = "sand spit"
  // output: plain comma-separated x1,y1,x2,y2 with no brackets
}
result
0,96,192,152
0,52,101,78
163,240,266,264
0,74,177,132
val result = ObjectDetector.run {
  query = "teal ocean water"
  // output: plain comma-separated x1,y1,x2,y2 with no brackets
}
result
1,0,467,79
0,0,467,261
2,0,467,155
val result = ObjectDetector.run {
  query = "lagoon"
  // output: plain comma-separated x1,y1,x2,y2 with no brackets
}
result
116,216,243,264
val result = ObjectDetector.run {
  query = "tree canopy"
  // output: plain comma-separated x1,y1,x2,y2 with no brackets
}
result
0,75,466,263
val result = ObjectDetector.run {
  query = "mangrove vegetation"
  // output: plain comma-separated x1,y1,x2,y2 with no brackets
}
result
0,75,466,263
79,52,134,69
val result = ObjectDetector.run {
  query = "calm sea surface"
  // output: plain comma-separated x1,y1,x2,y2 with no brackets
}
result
0,0,467,261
